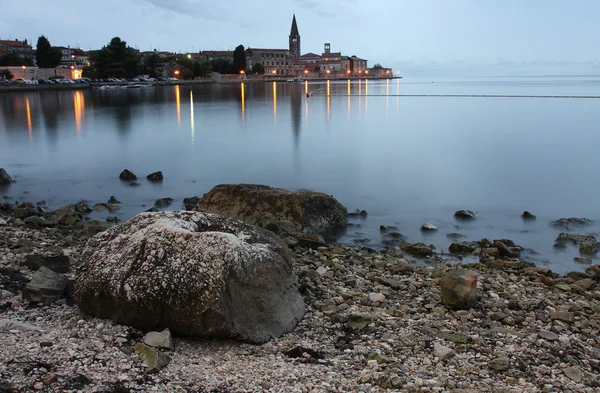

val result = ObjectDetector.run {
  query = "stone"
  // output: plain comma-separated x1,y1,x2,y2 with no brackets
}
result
24,255,70,273
454,210,476,220
183,197,200,211
550,311,574,323
554,283,571,292
296,233,326,249
580,242,600,255
448,243,476,255
440,269,478,310
446,233,466,240
554,233,597,248
146,171,164,182
107,196,121,204
0,218,6,226
521,211,536,220
129,182,140,187
75,202,92,214
144,328,173,350
369,293,386,302
573,278,596,290
0,168,12,185
494,241,520,258
488,357,510,371
421,222,437,231
0,319,44,332
563,366,583,383
134,343,171,373
74,211,305,344
436,331,468,344
119,169,137,181
367,352,385,364
401,242,433,257
480,247,500,259
372,277,403,289
106,216,119,223
550,217,595,230
538,330,558,341
434,342,455,361
316,266,328,276
22,267,69,305
348,209,367,218
23,216,51,228
13,208,31,219
347,315,373,331
194,184,348,236
379,225,398,232
154,198,174,209
85,223,109,237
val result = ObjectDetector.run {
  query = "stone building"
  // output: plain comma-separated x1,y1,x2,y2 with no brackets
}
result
0,39,33,60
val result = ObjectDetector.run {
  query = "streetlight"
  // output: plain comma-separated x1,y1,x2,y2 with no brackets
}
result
174,70,180,76
240,70,245,75
187,54,192,59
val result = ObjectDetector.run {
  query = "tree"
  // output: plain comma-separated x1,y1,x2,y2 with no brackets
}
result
373,63,383,69
193,61,212,76
1,69,13,80
92,37,141,78
143,51,164,78
0,54,33,66
210,58,233,74
36,36,62,68
252,62,264,74
232,45,246,74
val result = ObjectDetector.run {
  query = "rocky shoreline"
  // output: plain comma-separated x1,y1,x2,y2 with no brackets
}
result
1,192,600,393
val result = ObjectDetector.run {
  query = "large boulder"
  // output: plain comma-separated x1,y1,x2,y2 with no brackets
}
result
74,211,305,344
194,184,348,235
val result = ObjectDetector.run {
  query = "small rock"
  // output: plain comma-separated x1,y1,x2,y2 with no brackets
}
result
550,311,574,323
494,240,521,258
446,232,466,240
0,218,6,226
316,266,328,276
488,357,510,371
134,343,171,373
106,216,119,223
24,255,70,273
154,198,174,209
147,171,164,182
22,267,69,305
521,211,536,220
297,233,326,249
538,330,558,341
0,168,12,185
183,197,200,211
347,314,373,331
574,257,593,264
579,242,600,255
348,209,367,217
119,169,137,181
144,328,173,350
573,278,596,290
563,366,583,382
554,283,571,292
74,201,92,214
448,243,476,255
372,277,403,289
369,293,386,303
379,225,398,232
0,319,44,332
129,182,141,187
401,242,433,257
367,352,385,364
436,331,468,344
107,196,121,204
440,269,478,310
434,342,455,361
454,210,476,220
421,222,437,231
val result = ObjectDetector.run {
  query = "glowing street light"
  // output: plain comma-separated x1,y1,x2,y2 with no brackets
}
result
272,70,276,74
365,70,369,74
187,54,192,59
240,70,245,75
326,69,330,74
347,70,351,74
174,70,180,76
21,65,26,69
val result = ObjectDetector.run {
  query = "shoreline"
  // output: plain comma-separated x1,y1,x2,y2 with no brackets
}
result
1,202,600,392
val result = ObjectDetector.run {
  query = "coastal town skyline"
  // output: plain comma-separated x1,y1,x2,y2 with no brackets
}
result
1,0,599,76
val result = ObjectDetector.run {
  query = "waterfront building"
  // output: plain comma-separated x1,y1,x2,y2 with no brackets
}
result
0,39,33,60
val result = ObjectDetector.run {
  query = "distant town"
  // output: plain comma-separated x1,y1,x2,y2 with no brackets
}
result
0,15,395,84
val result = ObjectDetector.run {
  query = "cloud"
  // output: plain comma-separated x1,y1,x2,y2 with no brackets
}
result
142,0,227,20
293,0,335,17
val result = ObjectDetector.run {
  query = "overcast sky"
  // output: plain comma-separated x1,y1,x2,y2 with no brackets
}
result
1,0,598,76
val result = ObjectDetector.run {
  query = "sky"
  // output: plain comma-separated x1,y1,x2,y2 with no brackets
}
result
1,0,599,76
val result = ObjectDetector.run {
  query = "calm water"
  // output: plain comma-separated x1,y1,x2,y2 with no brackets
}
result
1,76,600,273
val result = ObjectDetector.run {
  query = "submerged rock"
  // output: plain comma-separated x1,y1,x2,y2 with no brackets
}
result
379,225,398,232
107,196,121,204
194,184,348,235
146,171,164,182
454,210,477,220
550,217,595,230
183,197,200,211
521,211,536,220
440,269,478,310
0,168,12,186
119,169,137,181
154,198,174,209
420,222,438,231
348,209,368,218
75,211,305,343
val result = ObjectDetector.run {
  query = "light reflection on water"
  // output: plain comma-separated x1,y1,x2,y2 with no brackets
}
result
1,77,600,274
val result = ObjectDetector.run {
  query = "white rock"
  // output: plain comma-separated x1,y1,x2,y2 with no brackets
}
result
369,293,386,302
316,266,328,276
0,319,44,333
421,222,438,231
0,218,6,226
433,342,455,361
144,328,174,350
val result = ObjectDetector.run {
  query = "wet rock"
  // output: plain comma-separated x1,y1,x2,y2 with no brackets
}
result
119,169,137,181
434,343,455,361
550,217,595,230
147,171,164,182
24,255,70,273
13,207,33,219
75,211,305,343
488,357,510,372
521,211,536,220
420,222,437,231
129,182,140,187
0,168,12,185
53,205,81,226
448,243,476,255
296,233,326,249
134,343,171,373
573,278,596,290
574,257,592,264
440,269,478,310
23,216,52,228
194,184,348,235
144,328,173,350
554,233,596,248
563,366,583,383
480,247,500,259
74,202,92,214
183,197,200,211
348,209,368,218
494,240,521,258
454,210,476,220
106,216,119,223
84,221,109,237
446,233,466,240
154,198,174,209
22,267,69,305
107,196,121,204
379,225,398,232
579,242,600,255
401,242,433,257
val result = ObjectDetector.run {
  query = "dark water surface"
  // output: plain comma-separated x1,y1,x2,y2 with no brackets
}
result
1,76,600,274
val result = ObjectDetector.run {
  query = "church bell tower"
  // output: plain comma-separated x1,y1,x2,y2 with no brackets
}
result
289,14,301,59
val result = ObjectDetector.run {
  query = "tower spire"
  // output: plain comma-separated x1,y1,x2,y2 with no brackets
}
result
290,14,299,36
289,14,301,59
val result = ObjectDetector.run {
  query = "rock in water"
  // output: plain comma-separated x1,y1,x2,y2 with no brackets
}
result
107,196,121,204
23,267,69,305
0,168,12,185
147,171,164,182
194,184,348,235
454,210,476,220
154,198,174,209
183,197,200,210
521,211,536,220
119,169,137,181
421,222,438,231
440,269,478,310
75,211,305,344
550,217,595,230
448,243,476,255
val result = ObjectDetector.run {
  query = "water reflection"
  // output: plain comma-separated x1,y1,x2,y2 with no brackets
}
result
386,79,390,118
273,81,277,125
175,85,181,127
25,97,32,139
240,82,245,125
190,91,195,144
73,91,85,134
290,88,301,147
326,80,331,123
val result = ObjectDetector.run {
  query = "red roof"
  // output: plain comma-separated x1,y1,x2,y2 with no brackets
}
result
0,40,31,48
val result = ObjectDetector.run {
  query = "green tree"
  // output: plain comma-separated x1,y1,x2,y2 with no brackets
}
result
36,36,62,68
210,58,233,74
1,69,14,80
93,37,141,78
143,51,164,78
252,62,264,74
0,54,33,66
193,61,212,76
373,63,383,69
232,45,246,74
82,66,97,79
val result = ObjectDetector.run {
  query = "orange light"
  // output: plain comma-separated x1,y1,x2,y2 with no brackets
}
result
365,70,369,74
347,70,351,74
240,70,245,74
326,70,330,74
70,66,74,69
21,65,26,69
304,70,308,74
272,70,276,74
387,70,390,74
174,70,180,75
358,70,362,74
